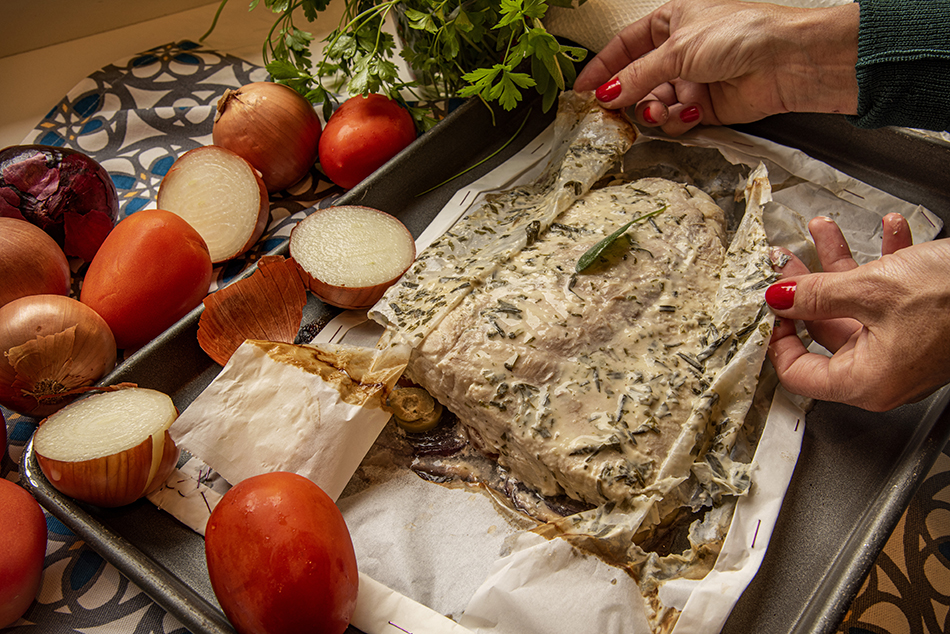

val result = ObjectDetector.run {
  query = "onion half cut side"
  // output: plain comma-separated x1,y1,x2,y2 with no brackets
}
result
157,146,269,263
289,205,416,310
33,387,180,508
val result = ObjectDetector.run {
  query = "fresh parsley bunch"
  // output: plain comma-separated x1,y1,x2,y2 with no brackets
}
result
207,0,587,130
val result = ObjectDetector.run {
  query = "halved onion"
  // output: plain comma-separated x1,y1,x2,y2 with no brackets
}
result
157,146,269,263
289,206,415,310
33,387,180,508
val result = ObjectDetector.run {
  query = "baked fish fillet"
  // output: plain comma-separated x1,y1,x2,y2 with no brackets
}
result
398,177,732,506
370,91,636,344
373,92,774,516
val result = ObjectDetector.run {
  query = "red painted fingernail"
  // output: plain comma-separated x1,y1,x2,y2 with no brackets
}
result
643,106,657,124
595,78,622,102
680,105,700,123
765,281,797,310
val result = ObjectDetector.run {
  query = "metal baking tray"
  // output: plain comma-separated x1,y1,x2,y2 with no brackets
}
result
20,96,950,634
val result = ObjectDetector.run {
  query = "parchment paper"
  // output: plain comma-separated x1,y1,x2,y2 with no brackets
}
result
319,120,942,632
165,340,407,502
150,116,942,634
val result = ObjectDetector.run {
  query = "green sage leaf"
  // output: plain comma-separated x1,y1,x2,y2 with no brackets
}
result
575,206,667,273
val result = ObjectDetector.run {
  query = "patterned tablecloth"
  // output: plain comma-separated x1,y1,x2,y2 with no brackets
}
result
1,40,949,634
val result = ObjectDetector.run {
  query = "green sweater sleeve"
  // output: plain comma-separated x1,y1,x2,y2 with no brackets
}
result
847,0,950,131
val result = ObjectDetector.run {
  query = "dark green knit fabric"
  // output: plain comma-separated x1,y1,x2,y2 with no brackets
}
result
847,0,950,130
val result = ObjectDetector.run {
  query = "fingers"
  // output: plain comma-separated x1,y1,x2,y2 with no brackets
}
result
882,212,912,255
808,216,858,273
576,14,670,96
586,17,687,113
766,335,840,403
629,79,715,135
768,246,862,353
634,101,707,135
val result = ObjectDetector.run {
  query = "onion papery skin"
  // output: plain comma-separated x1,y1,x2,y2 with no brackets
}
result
0,217,71,309
0,295,116,417
213,82,322,193
300,273,398,311
0,145,119,261
35,429,179,507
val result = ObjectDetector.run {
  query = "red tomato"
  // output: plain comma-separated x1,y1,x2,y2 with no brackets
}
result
205,472,359,634
80,209,212,350
0,479,47,628
318,94,416,190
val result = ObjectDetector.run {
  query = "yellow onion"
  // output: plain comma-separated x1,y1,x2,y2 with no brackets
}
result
0,294,116,417
157,146,270,263
33,387,180,508
289,206,416,310
0,217,71,309
212,82,322,193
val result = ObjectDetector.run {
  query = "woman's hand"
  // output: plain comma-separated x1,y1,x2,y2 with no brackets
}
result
766,214,950,411
573,0,860,136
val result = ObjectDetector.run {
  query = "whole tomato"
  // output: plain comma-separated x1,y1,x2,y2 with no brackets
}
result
80,209,212,350
205,472,359,634
318,94,416,190
0,479,47,627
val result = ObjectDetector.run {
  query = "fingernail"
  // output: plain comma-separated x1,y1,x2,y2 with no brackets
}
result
770,247,791,269
679,105,700,123
643,106,657,124
595,78,622,102
765,281,796,310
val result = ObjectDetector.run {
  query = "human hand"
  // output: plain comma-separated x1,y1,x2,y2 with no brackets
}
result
766,214,950,411
573,0,860,136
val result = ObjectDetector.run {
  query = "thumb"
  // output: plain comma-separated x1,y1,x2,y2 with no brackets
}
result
764,270,874,323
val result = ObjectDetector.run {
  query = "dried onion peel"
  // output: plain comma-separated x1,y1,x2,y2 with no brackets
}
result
197,255,308,366
33,387,180,508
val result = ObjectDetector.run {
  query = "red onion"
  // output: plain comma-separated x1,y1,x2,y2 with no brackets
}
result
0,145,119,261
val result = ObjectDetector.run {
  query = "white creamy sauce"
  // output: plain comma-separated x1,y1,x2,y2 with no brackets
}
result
405,178,729,506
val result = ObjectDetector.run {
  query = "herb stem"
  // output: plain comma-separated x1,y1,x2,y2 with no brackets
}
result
415,107,531,196
199,0,229,42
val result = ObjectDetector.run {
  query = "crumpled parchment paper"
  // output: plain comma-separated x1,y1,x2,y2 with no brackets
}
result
149,111,942,634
